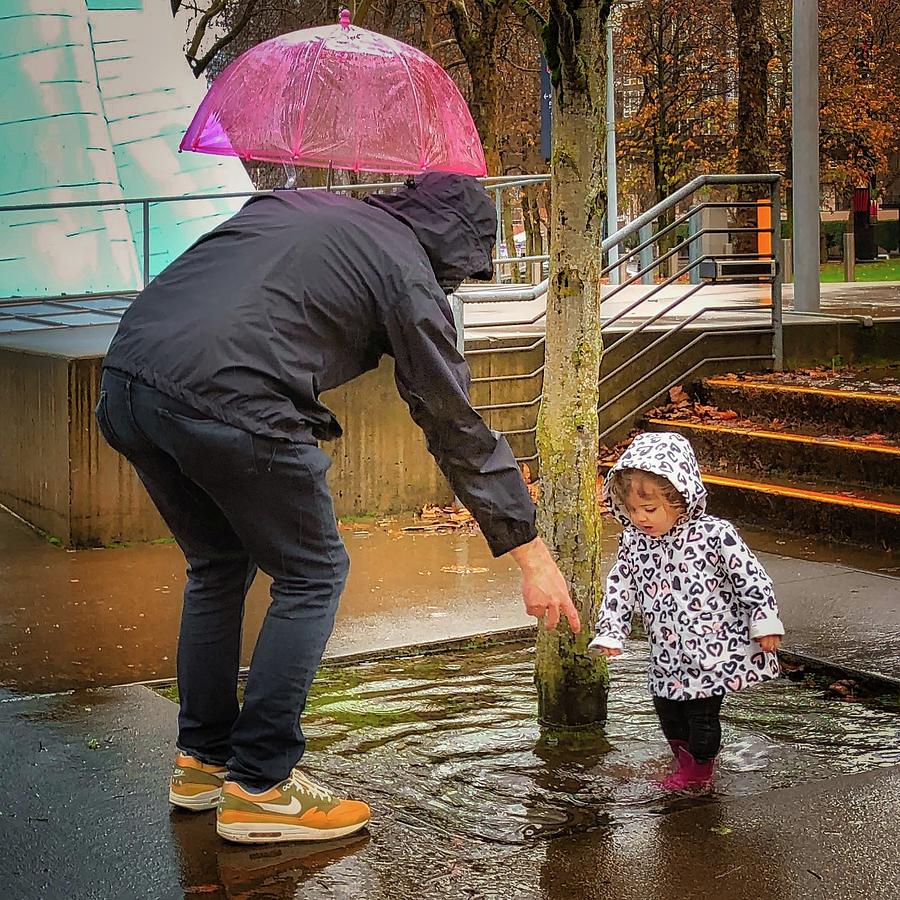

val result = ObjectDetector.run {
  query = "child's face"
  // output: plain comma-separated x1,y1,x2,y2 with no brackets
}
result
624,480,683,537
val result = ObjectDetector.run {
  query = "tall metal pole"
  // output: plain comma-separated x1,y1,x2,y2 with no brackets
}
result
606,19,620,285
792,0,820,312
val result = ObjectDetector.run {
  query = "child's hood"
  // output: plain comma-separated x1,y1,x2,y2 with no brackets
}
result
604,432,708,527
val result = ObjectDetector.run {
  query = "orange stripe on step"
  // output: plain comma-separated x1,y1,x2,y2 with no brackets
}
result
702,473,900,515
706,379,900,404
646,419,900,455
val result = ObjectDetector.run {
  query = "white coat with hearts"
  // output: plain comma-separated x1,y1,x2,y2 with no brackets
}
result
590,432,784,701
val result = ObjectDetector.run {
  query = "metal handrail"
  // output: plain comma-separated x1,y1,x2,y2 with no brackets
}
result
466,173,785,460
601,173,780,253
599,304,773,389
598,349,776,444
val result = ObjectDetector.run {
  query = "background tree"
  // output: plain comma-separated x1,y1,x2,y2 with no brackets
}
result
730,0,772,253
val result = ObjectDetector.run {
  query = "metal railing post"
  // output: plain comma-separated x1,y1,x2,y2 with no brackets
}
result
771,178,784,371
639,224,654,285
688,206,701,285
494,187,503,283
141,200,150,288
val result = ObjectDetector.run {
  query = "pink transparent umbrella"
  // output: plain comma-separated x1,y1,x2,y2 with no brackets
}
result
180,9,486,177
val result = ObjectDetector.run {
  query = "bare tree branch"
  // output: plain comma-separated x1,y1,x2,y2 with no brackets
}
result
190,0,261,78
353,0,374,25
185,0,226,69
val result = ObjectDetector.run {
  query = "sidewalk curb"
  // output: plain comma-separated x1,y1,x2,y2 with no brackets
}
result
132,625,900,698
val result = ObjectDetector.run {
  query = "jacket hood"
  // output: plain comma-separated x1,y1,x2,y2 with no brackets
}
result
364,173,496,292
604,432,707,527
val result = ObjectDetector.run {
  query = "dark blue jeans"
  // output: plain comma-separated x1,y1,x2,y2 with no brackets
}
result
96,369,349,789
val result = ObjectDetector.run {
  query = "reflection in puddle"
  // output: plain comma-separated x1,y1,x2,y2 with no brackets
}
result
298,642,899,844
167,641,900,898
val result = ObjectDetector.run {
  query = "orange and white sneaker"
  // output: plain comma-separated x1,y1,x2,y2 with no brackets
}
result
216,769,370,844
169,752,227,811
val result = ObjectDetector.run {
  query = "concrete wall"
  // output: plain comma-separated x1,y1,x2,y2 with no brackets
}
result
783,320,900,369
0,347,71,542
2,318,896,546
1,351,450,547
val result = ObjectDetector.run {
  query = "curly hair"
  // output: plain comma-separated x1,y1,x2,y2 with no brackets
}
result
607,467,687,513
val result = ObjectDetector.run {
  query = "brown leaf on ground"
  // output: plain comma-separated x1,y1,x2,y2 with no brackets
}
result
858,433,889,444
403,523,462,533
669,385,690,406
520,463,532,484
824,679,858,701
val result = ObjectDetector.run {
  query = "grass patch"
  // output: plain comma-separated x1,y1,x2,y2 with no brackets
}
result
338,514,380,525
820,259,900,283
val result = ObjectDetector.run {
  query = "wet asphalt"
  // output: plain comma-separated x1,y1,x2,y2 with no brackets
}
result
1,508,899,898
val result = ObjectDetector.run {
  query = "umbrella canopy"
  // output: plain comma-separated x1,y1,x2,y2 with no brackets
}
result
180,9,486,177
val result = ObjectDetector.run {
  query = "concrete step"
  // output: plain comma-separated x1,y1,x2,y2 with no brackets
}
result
644,418,900,490
699,377,900,435
600,462,900,550
702,470,900,550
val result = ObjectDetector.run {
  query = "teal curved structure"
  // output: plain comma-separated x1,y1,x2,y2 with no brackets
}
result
0,0,253,298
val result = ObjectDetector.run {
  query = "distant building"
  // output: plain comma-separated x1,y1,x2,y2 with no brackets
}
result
0,0,252,298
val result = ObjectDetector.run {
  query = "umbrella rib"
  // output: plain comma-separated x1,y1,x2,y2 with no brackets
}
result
394,51,426,171
292,35,330,161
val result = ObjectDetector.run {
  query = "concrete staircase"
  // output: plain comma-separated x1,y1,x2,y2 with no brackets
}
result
638,374,900,549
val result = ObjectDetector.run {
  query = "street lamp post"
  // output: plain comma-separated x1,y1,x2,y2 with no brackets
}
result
792,0,820,312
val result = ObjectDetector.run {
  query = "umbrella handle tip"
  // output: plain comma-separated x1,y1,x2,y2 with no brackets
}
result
339,8,351,28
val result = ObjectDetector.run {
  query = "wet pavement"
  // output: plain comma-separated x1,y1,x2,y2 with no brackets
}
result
2,504,900,898
2,508,899,690
462,280,900,341
1,644,898,899
0,510,534,692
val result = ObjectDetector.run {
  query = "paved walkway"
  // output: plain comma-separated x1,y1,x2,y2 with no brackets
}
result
0,682,897,899
2,509,898,691
1,508,899,898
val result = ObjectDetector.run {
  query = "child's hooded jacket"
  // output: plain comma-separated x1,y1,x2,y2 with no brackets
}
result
591,432,784,700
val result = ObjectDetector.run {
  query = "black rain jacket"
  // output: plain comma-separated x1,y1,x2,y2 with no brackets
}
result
103,173,537,556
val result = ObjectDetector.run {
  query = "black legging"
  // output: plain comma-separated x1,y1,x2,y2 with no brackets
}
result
652,694,725,762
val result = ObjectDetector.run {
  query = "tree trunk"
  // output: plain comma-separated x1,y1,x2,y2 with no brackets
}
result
534,0,610,732
732,0,773,254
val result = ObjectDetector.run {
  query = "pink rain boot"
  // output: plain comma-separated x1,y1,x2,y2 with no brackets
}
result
659,746,716,791
654,740,688,788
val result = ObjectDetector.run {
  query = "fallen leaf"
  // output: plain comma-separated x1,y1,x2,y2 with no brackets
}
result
710,825,733,836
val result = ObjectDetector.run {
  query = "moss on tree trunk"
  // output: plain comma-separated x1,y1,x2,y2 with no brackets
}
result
534,0,611,731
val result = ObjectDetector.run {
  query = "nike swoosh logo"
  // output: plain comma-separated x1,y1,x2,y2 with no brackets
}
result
255,797,306,816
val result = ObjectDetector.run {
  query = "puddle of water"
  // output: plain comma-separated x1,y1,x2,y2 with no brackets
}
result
293,641,900,847
155,640,900,899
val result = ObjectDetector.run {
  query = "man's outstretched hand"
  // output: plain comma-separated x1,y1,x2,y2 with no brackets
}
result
510,538,581,633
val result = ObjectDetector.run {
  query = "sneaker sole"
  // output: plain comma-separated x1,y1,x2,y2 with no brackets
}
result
216,817,370,844
169,787,222,811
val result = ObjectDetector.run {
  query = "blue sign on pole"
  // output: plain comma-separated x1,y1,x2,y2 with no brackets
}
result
540,55,552,162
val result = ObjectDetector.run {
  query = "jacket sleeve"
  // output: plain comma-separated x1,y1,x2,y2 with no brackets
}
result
718,523,785,638
383,273,537,557
589,539,638,650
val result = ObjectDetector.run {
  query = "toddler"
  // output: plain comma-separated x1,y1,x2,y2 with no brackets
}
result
589,432,784,790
